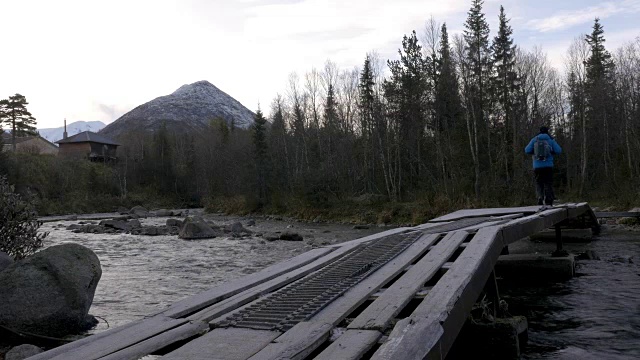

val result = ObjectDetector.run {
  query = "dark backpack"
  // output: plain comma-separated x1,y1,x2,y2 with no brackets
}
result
534,136,552,161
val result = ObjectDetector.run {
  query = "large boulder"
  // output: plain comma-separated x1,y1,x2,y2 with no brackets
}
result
5,344,43,360
0,251,13,272
129,205,149,218
179,218,221,240
0,243,102,337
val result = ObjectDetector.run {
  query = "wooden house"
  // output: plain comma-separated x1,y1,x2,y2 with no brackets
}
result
56,131,120,161
1,132,59,155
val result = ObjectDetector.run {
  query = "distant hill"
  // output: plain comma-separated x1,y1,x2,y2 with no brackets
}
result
100,80,255,139
38,121,106,143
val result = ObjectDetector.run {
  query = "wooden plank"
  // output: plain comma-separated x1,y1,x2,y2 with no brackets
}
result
326,227,411,248
29,320,144,360
372,226,504,360
500,214,546,245
37,316,188,360
348,232,464,331
458,220,507,232
160,247,334,318
98,320,209,360
372,317,444,360
567,202,588,218
188,241,367,323
538,208,568,228
314,329,382,360
412,221,451,231
429,206,541,222
595,212,640,218
161,328,281,360
249,232,439,360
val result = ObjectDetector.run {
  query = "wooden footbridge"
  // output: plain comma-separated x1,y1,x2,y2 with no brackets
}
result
31,203,599,360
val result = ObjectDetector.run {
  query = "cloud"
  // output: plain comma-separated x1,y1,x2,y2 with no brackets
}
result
526,0,640,33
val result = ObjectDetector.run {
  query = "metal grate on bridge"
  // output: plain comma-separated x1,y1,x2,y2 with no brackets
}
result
215,231,423,331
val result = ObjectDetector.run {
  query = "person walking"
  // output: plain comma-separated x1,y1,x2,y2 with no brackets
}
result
525,126,562,207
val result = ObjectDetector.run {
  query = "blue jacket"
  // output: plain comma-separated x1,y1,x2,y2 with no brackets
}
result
525,133,562,169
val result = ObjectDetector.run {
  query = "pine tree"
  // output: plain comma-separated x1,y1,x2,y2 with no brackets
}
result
435,23,464,194
490,5,519,179
384,30,429,195
324,84,339,135
268,97,290,192
0,94,37,152
584,18,615,184
253,107,269,204
358,55,377,193
463,0,491,197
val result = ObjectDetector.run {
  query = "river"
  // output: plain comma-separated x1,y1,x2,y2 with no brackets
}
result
39,216,639,359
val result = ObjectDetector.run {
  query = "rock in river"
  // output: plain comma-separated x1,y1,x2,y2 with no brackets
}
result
179,218,221,240
0,243,102,337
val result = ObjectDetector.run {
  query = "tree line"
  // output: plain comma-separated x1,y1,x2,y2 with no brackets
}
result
2,0,639,220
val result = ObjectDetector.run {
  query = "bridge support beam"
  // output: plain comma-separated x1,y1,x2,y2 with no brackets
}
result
552,225,569,257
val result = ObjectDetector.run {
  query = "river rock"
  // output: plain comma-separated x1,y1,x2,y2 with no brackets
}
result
0,243,102,337
0,251,14,272
5,344,44,360
166,218,183,227
99,219,129,231
279,232,303,241
154,209,172,217
246,219,256,226
263,233,280,242
129,205,149,218
352,224,370,230
179,219,220,240
230,222,251,234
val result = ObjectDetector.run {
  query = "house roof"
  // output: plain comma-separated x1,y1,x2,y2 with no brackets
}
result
1,132,57,147
55,131,120,146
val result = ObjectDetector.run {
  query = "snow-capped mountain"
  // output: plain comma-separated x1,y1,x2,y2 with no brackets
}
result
99,80,255,139
38,121,106,143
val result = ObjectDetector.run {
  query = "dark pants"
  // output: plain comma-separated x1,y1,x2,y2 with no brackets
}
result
534,167,554,205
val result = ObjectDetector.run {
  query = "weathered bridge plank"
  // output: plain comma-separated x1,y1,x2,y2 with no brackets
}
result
429,206,542,222
32,316,188,360
595,211,640,218
326,227,412,248
372,226,504,360
347,232,464,331
313,329,382,360
28,320,144,360
98,320,208,360
162,328,281,360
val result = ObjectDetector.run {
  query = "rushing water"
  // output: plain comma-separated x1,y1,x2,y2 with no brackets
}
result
38,218,640,359
39,214,381,330
502,229,640,360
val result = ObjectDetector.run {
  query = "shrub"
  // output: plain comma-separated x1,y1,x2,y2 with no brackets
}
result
0,175,47,259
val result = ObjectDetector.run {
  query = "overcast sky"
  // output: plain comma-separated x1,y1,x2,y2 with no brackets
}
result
1,0,639,129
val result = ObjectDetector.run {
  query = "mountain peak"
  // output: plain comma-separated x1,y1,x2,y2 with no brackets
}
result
100,81,255,139
172,80,221,97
